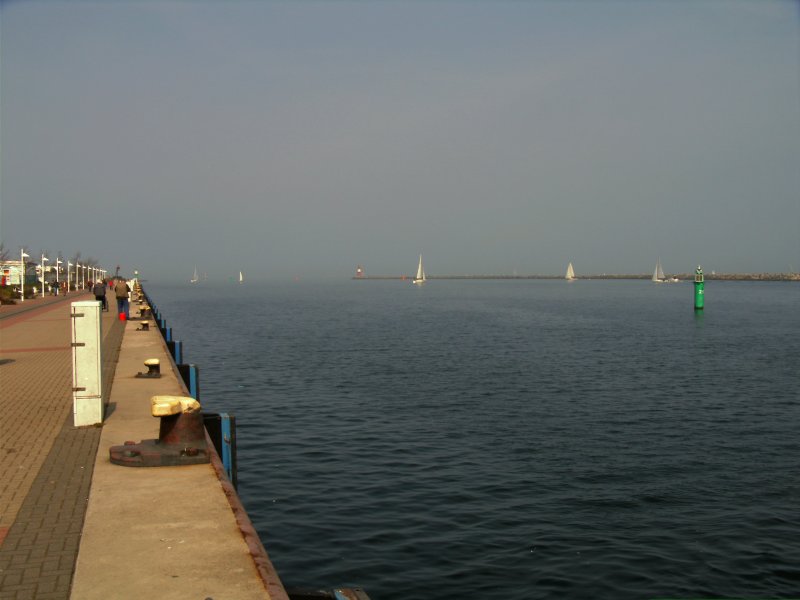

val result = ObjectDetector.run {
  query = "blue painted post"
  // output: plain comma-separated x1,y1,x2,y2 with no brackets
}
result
166,327,172,342
176,363,197,398
188,364,199,400
220,413,233,479
174,340,182,364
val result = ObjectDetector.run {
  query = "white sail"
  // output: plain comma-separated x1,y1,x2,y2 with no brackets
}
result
190,266,199,284
413,254,426,285
565,262,576,280
652,259,665,282
239,271,243,284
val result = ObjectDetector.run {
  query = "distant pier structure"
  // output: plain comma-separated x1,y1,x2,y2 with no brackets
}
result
355,265,365,278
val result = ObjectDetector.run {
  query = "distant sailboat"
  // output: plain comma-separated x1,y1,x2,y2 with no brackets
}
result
565,262,576,281
652,259,666,283
413,254,426,285
239,271,244,284
190,266,199,284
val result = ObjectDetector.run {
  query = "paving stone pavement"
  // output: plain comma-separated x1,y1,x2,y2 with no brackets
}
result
0,291,124,599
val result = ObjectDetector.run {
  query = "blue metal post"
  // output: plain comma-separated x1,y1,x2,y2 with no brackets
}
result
188,364,198,400
220,413,233,478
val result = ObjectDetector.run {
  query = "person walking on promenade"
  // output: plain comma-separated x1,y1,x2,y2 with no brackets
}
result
114,278,131,318
92,279,108,311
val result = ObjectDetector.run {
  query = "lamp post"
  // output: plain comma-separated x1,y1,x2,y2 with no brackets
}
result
56,258,63,293
20,250,30,302
40,254,49,298
68,262,73,294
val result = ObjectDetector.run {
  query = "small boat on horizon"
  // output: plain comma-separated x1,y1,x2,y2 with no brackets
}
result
653,259,679,283
190,266,199,284
413,254,426,285
565,262,576,281
239,271,244,284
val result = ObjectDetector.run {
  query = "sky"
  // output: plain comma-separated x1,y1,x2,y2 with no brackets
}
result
1,0,798,282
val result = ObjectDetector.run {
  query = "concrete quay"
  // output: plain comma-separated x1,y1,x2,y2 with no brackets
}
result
0,289,289,599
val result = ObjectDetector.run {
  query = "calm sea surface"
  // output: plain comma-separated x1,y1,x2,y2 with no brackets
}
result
145,279,799,599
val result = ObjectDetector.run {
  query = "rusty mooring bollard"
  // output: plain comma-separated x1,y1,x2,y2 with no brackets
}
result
135,358,160,378
109,395,210,467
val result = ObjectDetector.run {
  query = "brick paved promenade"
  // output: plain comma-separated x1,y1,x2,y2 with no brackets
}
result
1,287,291,600
0,290,124,599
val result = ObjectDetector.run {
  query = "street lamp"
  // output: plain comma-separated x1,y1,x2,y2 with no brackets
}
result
20,249,30,302
41,254,49,298
68,262,73,294
55,258,63,295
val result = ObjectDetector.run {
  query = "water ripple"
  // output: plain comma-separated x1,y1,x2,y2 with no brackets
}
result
148,280,800,599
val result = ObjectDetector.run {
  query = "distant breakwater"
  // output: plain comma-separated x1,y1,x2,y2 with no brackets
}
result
353,273,800,282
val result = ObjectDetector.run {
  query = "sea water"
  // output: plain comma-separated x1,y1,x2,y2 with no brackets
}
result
146,279,800,599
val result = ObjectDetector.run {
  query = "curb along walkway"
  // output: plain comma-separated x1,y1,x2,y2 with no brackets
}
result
0,290,124,599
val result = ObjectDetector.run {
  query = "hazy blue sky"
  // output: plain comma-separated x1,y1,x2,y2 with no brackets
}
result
1,1,798,281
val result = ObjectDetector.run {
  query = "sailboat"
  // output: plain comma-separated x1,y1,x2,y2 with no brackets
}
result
565,262,576,281
190,266,199,284
412,254,426,285
239,271,244,284
652,259,666,283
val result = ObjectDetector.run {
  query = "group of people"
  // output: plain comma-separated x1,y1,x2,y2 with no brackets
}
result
90,278,131,318
49,281,68,296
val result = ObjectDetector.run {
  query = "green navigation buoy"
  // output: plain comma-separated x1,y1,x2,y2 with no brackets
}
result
694,265,705,310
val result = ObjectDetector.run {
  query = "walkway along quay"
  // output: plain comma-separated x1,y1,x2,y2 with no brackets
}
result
0,289,119,599
0,286,292,599
1,283,369,600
